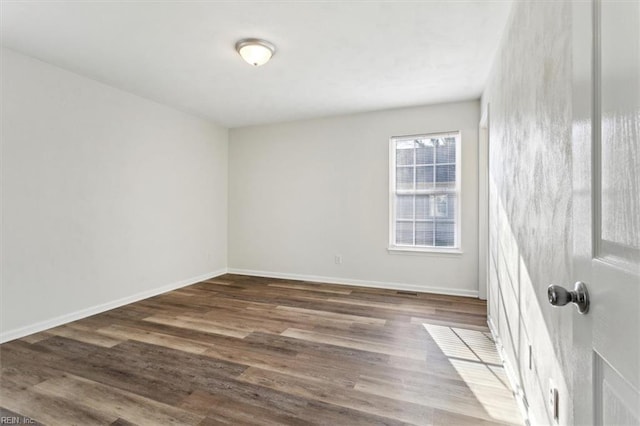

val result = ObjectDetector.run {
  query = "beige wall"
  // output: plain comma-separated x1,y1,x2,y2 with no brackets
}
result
0,48,229,341
481,1,574,424
228,101,480,295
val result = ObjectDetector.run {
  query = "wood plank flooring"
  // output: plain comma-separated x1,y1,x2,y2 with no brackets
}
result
0,274,523,425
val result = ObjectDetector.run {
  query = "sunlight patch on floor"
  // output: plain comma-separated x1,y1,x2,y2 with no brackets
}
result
423,323,522,424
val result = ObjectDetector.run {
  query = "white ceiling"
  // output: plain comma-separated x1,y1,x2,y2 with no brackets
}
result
0,1,512,128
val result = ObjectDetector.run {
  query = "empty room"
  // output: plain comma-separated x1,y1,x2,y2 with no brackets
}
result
1,1,638,425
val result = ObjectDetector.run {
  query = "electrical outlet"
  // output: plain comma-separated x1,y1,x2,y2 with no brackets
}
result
549,380,559,423
334,255,343,265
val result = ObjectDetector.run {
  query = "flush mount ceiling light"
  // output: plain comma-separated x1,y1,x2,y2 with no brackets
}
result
235,38,276,67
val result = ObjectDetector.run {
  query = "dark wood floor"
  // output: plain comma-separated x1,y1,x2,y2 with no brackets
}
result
0,274,522,425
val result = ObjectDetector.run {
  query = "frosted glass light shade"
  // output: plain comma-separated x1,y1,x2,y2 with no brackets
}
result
235,39,276,67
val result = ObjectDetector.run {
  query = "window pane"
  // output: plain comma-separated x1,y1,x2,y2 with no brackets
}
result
395,222,414,245
434,195,449,217
396,167,414,190
435,221,455,247
416,222,434,246
416,165,433,190
435,164,455,188
415,195,433,219
396,195,414,220
416,143,434,165
436,138,456,164
396,139,415,150
396,147,414,166
445,194,456,220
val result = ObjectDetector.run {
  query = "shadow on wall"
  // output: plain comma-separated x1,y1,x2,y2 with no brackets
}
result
488,175,569,426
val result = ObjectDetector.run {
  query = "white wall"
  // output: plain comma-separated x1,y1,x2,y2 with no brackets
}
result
228,101,480,296
0,48,228,341
481,1,574,424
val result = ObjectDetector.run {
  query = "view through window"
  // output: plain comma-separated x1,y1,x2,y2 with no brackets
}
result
389,132,461,250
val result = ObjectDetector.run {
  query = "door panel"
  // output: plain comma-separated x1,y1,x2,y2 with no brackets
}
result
594,351,640,426
598,0,640,266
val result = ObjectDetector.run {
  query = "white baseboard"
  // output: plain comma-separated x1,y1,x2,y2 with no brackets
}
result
488,315,532,426
227,268,478,298
1,267,476,344
0,268,228,344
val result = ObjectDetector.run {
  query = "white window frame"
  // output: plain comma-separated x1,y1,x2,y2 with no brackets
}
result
388,131,462,254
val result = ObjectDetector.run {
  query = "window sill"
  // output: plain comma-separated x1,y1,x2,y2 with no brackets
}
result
387,246,463,255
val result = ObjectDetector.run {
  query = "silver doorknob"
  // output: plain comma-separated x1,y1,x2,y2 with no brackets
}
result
547,281,589,314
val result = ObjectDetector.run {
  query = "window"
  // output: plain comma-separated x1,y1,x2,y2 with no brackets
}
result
389,132,461,252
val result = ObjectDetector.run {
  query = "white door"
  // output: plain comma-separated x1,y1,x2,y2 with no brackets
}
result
571,0,640,425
